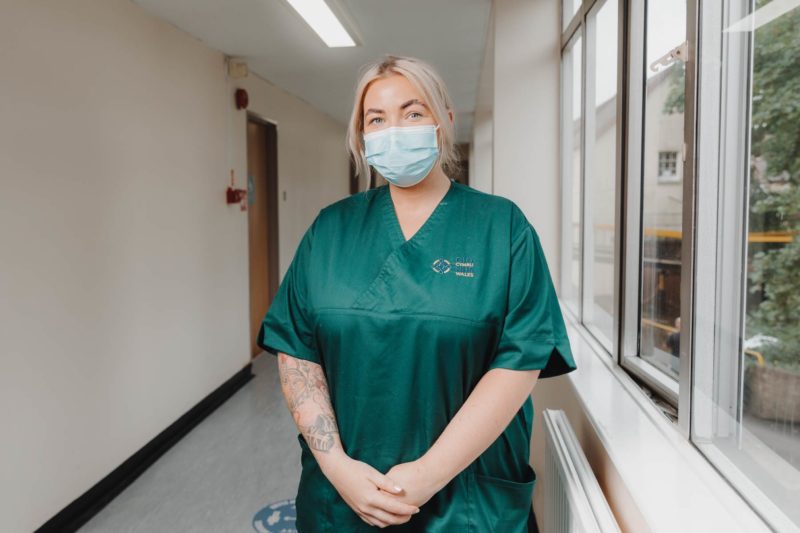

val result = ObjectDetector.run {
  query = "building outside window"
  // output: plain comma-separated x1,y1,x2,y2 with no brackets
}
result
657,150,679,182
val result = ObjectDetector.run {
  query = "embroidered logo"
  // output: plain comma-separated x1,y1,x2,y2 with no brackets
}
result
432,256,475,278
431,258,452,274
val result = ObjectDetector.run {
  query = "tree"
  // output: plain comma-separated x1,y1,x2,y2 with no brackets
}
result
747,2,800,371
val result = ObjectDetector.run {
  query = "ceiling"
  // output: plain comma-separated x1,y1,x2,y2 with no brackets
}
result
131,0,492,143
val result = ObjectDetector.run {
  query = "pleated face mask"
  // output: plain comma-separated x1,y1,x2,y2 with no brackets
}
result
363,124,440,187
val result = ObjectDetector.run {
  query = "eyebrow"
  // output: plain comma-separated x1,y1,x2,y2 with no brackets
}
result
401,98,427,109
364,99,428,117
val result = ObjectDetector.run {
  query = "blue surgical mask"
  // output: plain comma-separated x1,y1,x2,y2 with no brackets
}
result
363,124,440,187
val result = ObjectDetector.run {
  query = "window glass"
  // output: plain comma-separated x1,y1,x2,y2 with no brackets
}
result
740,5,800,521
561,33,583,316
692,1,800,527
639,0,686,379
583,0,618,350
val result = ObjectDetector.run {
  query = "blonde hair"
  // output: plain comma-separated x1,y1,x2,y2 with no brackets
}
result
346,55,459,190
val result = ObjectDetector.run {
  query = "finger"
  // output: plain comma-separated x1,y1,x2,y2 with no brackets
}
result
359,511,388,528
372,492,421,516
357,499,391,528
369,471,403,494
366,505,413,526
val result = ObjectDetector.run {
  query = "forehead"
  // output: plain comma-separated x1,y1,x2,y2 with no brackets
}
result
363,74,426,109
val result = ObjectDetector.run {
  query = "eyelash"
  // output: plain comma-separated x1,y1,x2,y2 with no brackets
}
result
368,111,423,125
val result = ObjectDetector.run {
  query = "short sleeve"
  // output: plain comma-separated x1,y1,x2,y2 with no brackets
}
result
256,213,320,364
489,221,577,378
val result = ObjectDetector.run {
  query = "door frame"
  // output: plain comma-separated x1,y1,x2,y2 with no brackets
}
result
246,112,279,355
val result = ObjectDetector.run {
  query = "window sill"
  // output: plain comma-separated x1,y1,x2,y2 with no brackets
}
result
560,308,773,532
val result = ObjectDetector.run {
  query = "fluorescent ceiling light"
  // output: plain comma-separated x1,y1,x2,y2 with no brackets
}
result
724,0,800,32
285,0,356,47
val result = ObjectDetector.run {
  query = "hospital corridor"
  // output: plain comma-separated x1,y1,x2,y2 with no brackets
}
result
1,0,798,532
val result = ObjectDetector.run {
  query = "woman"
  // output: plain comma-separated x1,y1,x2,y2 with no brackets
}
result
257,55,577,532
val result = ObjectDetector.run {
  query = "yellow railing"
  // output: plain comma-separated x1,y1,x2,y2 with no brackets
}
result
586,224,796,243
641,317,677,334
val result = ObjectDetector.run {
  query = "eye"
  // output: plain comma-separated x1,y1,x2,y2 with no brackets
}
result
407,111,423,119
368,116,384,125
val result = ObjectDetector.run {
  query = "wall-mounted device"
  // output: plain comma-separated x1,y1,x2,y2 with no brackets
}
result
226,169,248,211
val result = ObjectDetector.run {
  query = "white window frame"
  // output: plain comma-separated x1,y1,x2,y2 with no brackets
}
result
560,0,624,356
560,24,584,322
691,1,799,529
560,0,798,529
562,0,692,408
617,0,696,420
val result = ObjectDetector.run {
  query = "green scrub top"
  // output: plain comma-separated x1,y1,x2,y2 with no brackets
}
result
257,179,577,532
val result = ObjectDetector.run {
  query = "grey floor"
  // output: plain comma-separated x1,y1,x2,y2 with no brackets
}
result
78,352,299,533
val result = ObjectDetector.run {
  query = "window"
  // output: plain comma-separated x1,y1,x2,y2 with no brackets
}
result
560,30,583,319
560,0,799,528
560,0,619,352
693,0,800,528
657,151,679,182
634,0,687,389
583,0,618,352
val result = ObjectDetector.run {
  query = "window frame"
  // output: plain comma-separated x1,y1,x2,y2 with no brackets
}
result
560,0,799,528
691,1,799,529
619,0,698,430
582,0,622,354
560,0,626,356
561,0,699,437
560,21,584,323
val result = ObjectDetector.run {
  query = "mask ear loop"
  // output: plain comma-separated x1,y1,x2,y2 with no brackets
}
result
431,123,446,177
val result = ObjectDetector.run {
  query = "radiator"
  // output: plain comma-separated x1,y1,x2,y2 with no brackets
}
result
541,409,621,533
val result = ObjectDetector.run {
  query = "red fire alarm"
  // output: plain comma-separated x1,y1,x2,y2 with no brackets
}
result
235,88,249,110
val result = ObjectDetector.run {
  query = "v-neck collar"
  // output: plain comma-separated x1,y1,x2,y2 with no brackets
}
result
381,179,456,249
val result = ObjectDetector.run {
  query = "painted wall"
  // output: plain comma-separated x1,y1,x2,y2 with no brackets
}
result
0,0,348,530
492,0,563,289
470,5,494,194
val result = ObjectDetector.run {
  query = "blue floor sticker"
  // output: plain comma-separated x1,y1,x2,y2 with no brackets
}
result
252,498,297,533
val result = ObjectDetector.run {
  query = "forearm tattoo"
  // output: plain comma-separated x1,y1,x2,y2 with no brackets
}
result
278,353,340,453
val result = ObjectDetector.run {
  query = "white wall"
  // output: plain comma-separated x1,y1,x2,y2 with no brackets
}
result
470,6,494,194
473,0,563,290
494,0,563,285
0,0,348,530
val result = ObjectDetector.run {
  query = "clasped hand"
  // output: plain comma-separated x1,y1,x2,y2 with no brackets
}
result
325,456,443,528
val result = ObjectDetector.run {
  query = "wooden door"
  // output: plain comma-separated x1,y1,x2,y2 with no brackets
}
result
247,116,279,358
